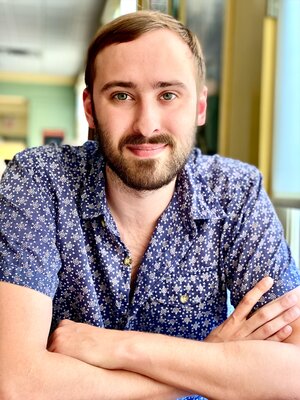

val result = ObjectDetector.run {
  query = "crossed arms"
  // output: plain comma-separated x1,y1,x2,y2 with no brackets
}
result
1,277,300,400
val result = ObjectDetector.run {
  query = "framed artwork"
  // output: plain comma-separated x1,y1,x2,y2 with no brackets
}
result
138,0,185,22
43,129,64,146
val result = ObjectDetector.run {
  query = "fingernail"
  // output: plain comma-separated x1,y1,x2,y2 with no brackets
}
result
263,276,274,287
287,293,298,304
283,325,292,334
290,306,300,318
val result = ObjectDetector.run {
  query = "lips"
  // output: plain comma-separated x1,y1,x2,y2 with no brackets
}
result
126,143,168,158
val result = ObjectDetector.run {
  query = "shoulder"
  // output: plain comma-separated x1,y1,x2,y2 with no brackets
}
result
186,149,264,208
0,142,105,204
12,140,100,168
2,141,102,185
188,149,260,183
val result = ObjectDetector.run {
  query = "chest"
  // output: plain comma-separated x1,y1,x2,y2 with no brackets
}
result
118,226,152,286
53,215,227,338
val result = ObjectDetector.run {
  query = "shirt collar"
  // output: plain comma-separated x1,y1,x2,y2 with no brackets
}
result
79,142,108,220
79,144,226,222
178,149,227,221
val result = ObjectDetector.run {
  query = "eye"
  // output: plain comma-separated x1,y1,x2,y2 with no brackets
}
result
112,92,132,101
161,92,177,101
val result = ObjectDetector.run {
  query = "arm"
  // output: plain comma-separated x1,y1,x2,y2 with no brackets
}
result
49,278,300,399
48,281,300,400
0,149,189,398
115,306,300,400
0,282,190,400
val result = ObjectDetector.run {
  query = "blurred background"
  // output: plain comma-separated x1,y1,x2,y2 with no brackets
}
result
0,0,299,265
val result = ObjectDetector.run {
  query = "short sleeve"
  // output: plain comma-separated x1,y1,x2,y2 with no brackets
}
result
223,168,300,309
0,150,61,297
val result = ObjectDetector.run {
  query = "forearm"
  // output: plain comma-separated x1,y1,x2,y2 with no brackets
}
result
47,283,300,400
1,348,188,400
0,283,189,400
116,332,300,400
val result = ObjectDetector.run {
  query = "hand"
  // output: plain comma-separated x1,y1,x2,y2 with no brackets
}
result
205,277,300,343
48,320,122,369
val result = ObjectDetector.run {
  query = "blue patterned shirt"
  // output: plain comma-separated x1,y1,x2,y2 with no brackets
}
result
0,141,299,400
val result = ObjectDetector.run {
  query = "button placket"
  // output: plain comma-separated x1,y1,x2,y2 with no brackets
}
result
123,255,132,266
100,218,106,228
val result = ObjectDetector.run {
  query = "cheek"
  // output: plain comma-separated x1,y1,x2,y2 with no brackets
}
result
167,107,197,139
97,103,134,135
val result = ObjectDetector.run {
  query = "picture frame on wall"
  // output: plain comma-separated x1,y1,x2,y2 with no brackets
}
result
138,0,185,22
138,0,168,13
43,129,64,146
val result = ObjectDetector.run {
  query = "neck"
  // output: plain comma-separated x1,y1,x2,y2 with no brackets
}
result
105,166,176,230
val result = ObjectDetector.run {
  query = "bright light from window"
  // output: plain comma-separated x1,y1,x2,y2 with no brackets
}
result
120,0,137,15
273,0,300,201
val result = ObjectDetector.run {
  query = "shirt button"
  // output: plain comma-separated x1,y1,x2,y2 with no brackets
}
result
180,294,189,304
123,256,132,266
101,219,106,228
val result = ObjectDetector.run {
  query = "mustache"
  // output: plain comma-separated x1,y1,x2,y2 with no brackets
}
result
119,133,175,149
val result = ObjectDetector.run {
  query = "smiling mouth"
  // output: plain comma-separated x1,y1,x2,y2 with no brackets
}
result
126,143,168,158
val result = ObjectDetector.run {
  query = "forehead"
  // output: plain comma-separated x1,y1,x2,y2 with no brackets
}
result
93,29,197,86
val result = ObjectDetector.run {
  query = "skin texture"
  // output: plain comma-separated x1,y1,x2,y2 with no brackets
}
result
83,30,207,192
47,279,300,399
1,28,300,400
48,277,300,362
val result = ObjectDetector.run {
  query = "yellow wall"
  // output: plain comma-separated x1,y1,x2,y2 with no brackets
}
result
219,0,266,166
0,141,26,160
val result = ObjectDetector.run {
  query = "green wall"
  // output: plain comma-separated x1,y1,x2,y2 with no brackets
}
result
0,81,76,148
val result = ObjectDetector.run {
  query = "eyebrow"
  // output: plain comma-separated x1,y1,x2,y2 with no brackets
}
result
153,81,187,90
100,80,187,92
101,81,137,92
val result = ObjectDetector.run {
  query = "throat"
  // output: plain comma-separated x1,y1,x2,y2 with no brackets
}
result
104,166,177,299
122,228,152,283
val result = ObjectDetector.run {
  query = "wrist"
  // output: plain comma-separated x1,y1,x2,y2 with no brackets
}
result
115,331,148,372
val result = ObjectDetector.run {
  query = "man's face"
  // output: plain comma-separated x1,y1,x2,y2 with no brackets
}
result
84,29,207,191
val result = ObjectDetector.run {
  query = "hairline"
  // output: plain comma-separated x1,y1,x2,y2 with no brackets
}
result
85,11,205,94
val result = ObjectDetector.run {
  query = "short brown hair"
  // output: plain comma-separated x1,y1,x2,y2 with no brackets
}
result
84,10,205,93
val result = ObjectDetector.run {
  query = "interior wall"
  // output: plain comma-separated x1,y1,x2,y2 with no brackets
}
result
0,81,75,148
272,0,300,203
219,0,266,166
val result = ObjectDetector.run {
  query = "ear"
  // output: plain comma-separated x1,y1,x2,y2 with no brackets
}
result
83,88,95,129
197,85,208,126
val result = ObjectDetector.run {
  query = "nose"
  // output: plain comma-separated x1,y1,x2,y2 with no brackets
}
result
132,99,161,137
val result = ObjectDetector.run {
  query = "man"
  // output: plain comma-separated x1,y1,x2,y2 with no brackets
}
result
0,10,300,400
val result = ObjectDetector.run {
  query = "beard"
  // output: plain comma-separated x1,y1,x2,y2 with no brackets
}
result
92,110,196,191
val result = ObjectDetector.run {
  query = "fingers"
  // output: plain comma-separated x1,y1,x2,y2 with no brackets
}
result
249,304,300,340
266,325,293,342
209,278,299,343
232,277,274,321
246,291,299,335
